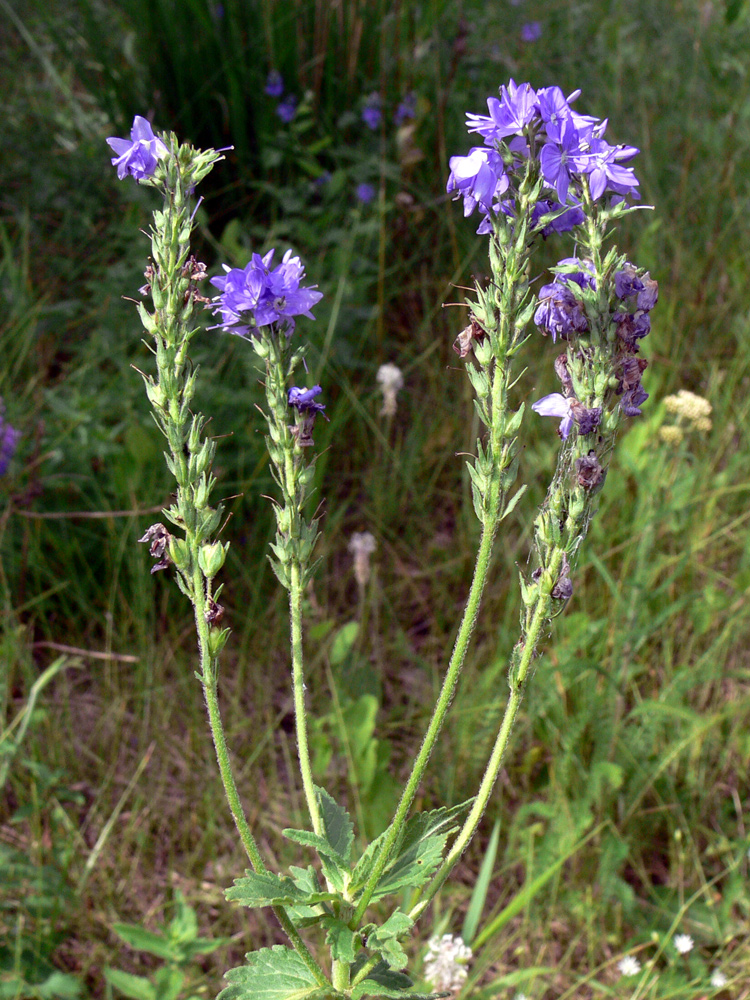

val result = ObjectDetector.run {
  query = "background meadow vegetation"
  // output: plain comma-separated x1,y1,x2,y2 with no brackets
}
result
2,0,750,997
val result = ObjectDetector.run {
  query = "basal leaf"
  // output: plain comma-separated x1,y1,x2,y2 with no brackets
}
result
110,924,174,960
219,946,333,1000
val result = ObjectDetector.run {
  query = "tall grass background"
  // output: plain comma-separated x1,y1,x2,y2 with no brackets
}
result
2,0,750,997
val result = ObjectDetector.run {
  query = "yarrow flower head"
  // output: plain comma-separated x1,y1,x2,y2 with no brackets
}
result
376,363,404,417
106,115,168,181
423,934,472,993
210,248,323,337
674,933,694,955
617,955,642,977
710,969,728,988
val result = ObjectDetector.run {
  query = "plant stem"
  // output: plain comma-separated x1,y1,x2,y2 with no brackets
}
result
409,547,564,919
290,561,322,834
194,579,329,987
351,480,502,925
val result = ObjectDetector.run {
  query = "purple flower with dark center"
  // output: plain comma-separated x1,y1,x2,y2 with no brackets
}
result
356,182,376,203
288,385,325,413
362,93,382,130
211,248,323,336
265,70,284,97
521,21,542,42
534,271,590,341
394,92,417,126
531,393,575,439
276,95,298,123
447,147,509,217
466,79,539,142
106,116,168,181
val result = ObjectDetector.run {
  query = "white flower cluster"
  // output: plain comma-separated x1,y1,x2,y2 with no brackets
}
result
423,933,472,993
348,531,376,590
710,968,728,988
660,388,712,443
617,955,642,977
674,932,694,955
377,363,404,417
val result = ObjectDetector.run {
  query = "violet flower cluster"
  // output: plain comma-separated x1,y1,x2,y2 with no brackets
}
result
210,249,323,338
0,402,19,477
447,79,640,234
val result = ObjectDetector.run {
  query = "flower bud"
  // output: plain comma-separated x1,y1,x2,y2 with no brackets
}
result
198,541,228,579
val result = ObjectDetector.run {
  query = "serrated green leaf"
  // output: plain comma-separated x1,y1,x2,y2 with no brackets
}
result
323,917,357,964
352,802,471,901
365,911,413,970
225,870,337,909
281,829,348,869
351,963,448,1000
219,946,333,1000
317,786,354,864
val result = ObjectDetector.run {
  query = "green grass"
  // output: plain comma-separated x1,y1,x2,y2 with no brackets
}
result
3,0,750,998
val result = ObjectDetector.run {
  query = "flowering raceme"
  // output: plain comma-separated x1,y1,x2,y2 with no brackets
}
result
449,79,641,233
211,249,323,336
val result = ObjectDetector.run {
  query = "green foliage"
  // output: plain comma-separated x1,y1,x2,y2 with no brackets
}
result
219,946,330,1000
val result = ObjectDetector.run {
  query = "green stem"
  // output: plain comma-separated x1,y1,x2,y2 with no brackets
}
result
290,561,322,834
409,547,564,920
351,480,503,926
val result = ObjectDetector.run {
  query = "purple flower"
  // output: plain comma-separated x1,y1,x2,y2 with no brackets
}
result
276,95,298,123
362,93,382,130
447,147,509,217
288,385,326,413
521,21,542,42
211,248,323,336
615,265,645,300
265,70,284,97
532,393,575,439
578,137,640,200
356,182,376,203
394,92,417,126
0,408,19,476
540,117,587,203
637,274,659,312
532,199,585,235
620,384,649,416
106,116,168,181
534,274,590,342
466,79,539,142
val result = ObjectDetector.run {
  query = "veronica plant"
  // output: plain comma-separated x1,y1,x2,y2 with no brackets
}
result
111,78,655,1000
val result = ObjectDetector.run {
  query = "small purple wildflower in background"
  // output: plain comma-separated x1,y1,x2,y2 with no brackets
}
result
288,385,326,414
394,92,417,126
521,21,542,42
265,70,284,97
106,115,168,181
356,183,376,204
0,405,20,476
276,95,298,123
211,248,323,337
362,92,382,130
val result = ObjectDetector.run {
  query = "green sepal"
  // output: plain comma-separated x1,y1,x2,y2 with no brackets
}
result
500,484,528,522
219,946,335,1000
225,870,338,909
